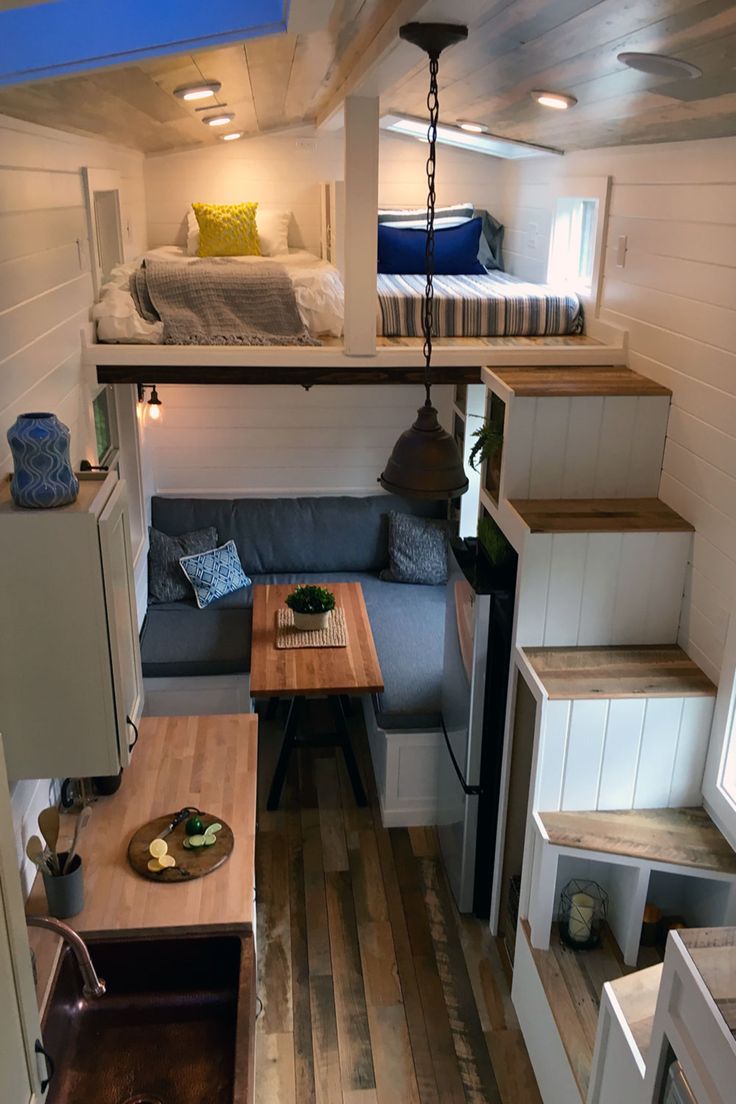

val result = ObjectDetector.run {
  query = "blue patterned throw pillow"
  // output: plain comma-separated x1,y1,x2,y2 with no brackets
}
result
179,540,251,609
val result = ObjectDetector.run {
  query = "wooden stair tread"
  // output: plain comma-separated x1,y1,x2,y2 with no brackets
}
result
509,497,694,534
521,920,658,1097
492,365,670,397
539,807,736,875
608,964,662,1062
522,645,716,700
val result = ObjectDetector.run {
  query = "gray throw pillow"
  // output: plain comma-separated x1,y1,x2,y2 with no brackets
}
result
148,526,218,604
379,512,448,585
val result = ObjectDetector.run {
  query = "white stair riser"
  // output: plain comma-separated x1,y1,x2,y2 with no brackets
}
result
536,695,715,814
515,530,691,647
502,394,669,501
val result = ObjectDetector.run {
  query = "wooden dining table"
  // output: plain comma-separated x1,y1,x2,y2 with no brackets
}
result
249,581,384,810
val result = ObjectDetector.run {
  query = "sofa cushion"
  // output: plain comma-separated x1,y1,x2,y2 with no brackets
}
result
140,606,252,678
150,495,444,575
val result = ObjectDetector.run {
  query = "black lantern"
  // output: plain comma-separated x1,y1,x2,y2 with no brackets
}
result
559,879,609,950
379,23,469,501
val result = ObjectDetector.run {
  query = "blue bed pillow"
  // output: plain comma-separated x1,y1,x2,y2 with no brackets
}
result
378,218,486,275
179,539,251,609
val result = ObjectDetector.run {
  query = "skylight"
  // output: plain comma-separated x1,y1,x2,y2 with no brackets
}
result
381,114,561,160
0,0,288,85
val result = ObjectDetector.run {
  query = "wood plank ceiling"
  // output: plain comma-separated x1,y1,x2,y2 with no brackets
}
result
0,0,733,153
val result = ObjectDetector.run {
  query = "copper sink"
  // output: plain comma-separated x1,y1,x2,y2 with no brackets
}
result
42,932,252,1104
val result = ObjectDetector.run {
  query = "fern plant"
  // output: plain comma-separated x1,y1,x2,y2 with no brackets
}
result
468,421,503,471
477,514,512,566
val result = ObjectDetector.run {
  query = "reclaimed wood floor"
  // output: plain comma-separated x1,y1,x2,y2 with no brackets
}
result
254,701,541,1104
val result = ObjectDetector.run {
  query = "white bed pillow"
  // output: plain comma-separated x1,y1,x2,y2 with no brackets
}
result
186,206,290,256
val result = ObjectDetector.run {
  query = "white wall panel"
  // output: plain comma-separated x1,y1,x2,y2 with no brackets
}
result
0,111,146,888
560,700,608,811
499,135,736,679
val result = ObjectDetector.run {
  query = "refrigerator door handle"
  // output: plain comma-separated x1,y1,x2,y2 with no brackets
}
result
440,715,483,797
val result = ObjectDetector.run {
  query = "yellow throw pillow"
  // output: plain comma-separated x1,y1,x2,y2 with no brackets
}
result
193,202,261,257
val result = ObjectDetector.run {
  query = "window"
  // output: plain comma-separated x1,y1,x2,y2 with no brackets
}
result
703,605,736,848
547,197,598,290
93,386,117,467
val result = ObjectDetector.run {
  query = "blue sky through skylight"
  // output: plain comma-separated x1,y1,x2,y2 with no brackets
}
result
0,0,288,85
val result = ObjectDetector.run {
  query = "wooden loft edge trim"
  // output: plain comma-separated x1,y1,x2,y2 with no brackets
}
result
509,497,694,534
538,807,736,876
521,644,716,700
96,364,484,385
489,365,670,398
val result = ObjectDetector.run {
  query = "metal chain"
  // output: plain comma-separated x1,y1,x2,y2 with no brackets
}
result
422,53,440,406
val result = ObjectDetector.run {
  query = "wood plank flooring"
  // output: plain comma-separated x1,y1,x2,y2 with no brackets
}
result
255,701,541,1104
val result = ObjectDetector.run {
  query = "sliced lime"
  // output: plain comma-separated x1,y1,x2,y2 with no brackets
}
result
188,834,207,847
204,836,217,846
205,822,222,835
182,837,192,849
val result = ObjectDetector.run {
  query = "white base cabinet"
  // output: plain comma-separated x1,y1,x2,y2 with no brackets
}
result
0,472,143,780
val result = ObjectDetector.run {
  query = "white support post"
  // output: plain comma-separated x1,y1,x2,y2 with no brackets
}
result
343,95,378,357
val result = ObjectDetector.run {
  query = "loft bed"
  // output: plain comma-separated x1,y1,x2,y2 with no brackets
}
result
87,198,620,387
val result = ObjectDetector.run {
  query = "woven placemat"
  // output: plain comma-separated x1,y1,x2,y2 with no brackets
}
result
276,606,348,649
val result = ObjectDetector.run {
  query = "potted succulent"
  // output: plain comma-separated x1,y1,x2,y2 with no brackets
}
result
285,584,336,631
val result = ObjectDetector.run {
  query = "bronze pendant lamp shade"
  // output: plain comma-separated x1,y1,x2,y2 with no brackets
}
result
379,22,469,501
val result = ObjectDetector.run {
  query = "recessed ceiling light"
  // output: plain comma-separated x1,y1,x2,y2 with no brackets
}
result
173,80,221,101
203,113,235,127
617,52,702,79
220,132,242,142
531,91,577,110
457,120,489,133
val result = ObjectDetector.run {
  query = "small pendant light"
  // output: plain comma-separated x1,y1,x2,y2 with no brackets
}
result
379,22,469,501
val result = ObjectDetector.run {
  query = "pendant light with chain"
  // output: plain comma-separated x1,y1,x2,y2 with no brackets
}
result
379,22,469,500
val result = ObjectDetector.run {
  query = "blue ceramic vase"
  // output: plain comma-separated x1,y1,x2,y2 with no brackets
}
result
7,412,79,508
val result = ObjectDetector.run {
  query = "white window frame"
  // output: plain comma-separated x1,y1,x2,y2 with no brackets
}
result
82,167,124,297
546,175,611,318
702,605,736,849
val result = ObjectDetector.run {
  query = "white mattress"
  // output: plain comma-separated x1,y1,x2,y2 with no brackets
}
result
93,246,345,343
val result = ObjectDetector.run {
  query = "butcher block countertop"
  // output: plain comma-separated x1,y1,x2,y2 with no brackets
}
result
27,714,258,936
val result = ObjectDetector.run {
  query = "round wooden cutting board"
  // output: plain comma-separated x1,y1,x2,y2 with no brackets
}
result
128,810,234,882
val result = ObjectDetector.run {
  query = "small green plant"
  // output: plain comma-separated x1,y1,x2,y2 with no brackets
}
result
468,421,503,471
285,585,336,615
477,514,512,566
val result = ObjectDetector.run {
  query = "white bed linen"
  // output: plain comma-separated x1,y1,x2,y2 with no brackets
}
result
93,247,344,343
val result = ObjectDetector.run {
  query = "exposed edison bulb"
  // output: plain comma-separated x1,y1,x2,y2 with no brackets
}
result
142,385,163,427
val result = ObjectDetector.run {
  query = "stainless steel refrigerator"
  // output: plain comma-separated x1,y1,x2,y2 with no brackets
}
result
437,541,516,915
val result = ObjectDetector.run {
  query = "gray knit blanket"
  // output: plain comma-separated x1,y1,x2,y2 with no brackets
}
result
130,258,320,346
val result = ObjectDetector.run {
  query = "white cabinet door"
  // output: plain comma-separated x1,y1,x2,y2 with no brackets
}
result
98,480,144,767
0,741,43,1103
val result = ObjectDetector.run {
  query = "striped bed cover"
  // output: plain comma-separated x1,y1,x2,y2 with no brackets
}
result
376,271,583,337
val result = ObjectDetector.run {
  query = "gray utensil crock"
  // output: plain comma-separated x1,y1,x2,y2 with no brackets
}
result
42,852,84,919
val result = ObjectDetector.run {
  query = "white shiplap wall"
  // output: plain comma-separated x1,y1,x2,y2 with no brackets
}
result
0,112,146,889
143,128,503,253
142,129,503,496
500,137,736,683
146,383,453,496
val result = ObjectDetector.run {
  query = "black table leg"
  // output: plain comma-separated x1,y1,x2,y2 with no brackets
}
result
266,696,303,811
265,696,280,721
328,695,367,806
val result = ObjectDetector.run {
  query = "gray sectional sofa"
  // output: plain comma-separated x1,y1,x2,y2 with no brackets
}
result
140,494,447,732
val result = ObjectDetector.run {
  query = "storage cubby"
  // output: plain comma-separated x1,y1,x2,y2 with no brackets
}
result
645,869,735,932
552,853,644,962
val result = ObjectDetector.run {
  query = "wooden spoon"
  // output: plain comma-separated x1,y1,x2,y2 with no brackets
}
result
62,805,92,875
25,834,49,872
38,806,60,875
